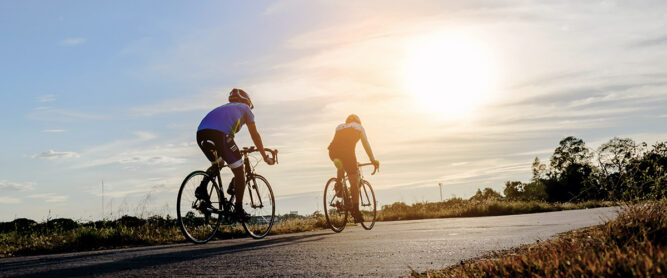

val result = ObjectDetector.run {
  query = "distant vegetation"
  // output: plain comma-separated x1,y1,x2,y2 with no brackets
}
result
412,201,666,277
1,136,663,257
377,199,611,222
0,214,328,257
504,136,665,203
380,136,665,221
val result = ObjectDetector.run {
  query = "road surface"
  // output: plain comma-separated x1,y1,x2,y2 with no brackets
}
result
0,207,618,277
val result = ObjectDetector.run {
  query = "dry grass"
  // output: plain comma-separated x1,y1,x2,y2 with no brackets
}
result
412,201,666,278
378,199,612,221
0,215,332,258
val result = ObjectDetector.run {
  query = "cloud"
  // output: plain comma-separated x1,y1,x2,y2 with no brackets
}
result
629,34,667,48
0,197,21,204
118,155,185,166
71,138,196,169
28,193,68,203
27,107,104,122
38,94,56,103
41,129,66,133
133,131,157,140
35,150,80,159
0,180,35,191
59,38,86,46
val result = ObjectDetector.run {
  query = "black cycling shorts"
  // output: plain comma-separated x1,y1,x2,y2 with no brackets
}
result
329,148,358,176
196,129,243,169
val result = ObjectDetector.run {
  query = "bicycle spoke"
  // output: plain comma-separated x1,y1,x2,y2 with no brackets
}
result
358,180,377,230
241,174,275,239
324,178,347,232
177,171,223,244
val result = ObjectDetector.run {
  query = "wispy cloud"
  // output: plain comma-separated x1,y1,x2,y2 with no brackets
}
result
41,129,66,133
0,197,21,204
27,107,104,122
59,38,86,46
28,193,68,203
629,34,667,48
34,150,80,159
37,94,56,103
0,180,35,191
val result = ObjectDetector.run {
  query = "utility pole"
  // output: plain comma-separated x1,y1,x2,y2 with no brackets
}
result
438,182,443,202
102,179,104,220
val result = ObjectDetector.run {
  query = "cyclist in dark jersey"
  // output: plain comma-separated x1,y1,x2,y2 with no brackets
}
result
328,114,379,222
195,88,274,222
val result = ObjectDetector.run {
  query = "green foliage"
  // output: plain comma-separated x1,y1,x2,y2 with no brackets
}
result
504,181,548,202
504,136,666,203
550,136,592,174
469,187,503,202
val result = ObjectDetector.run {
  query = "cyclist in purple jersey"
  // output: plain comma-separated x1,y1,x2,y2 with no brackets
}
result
328,114,379,222
196,88,274,222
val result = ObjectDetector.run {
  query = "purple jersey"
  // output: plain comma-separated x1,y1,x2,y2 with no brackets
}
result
197,103,255,137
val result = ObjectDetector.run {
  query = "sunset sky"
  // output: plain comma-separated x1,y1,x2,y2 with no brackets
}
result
1,1,666,221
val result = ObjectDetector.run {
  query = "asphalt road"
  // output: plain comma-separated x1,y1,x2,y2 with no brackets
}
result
0,207,618,277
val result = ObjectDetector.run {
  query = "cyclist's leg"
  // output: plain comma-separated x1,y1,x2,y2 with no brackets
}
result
220,136,247,219
329,150,345,182
196,129,226,200
340,152,360,211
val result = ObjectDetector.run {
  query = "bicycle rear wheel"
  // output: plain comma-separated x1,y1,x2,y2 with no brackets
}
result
241,174,275,239
177,171,223,244
358,180,376,230
324,177,348,233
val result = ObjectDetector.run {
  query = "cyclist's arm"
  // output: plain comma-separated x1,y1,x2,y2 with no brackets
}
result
360,127,376,163
247,122,271,163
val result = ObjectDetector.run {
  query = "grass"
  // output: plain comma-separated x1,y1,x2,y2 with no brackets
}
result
0,214,333,258
0,199,615,258
377,199,613,221
410,201,666,277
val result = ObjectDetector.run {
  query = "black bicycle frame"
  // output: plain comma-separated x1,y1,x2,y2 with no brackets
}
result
244,155,264,209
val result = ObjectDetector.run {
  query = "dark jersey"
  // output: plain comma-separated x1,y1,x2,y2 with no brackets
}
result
328,122,365,155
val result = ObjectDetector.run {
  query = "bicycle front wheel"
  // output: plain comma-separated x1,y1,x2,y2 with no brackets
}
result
241,174,275,239
177,171,223,244
324,177,348,233
358,180,377,230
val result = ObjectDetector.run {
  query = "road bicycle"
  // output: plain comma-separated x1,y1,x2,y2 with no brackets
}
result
177,146,278,244
323,162,378,232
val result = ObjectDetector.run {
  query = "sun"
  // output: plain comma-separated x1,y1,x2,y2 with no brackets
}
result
404,31,496,119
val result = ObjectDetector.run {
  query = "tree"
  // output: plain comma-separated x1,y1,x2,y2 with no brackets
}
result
550,136,592,175
470,187,503,202
532,157,547,181
598,137,639,174
621,141,667,200
597,137,641,199
503,181,523,201
522,181,548,201
546,136,595,202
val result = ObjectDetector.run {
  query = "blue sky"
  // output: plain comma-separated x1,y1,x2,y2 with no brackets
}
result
1,1,666,221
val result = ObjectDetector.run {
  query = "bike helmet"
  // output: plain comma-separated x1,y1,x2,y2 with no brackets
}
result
228,88,254,109
345,114,361,125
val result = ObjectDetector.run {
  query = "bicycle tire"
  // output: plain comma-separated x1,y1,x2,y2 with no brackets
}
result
241,174,275,239
358,180,377,230
177,170,223,244
324,177,348,233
